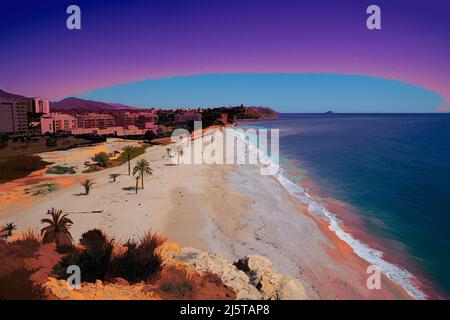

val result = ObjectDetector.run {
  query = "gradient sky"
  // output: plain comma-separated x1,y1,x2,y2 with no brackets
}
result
1,0,450,111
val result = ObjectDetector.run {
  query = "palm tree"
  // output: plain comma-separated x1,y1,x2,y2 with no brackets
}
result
123,145,134,176
1,222,17,238
40,208,73,248
135,176,140,194
133,159,152,189
81,178,94,195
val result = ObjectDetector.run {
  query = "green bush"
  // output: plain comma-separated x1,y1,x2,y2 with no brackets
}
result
46,165,76,175
92,152,110,167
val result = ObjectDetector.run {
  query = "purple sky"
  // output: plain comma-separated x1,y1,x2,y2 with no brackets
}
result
1,0,449,110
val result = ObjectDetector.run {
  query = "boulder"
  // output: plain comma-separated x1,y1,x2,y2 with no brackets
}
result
277,276,307,300
174,247,262,300
234,255,307,300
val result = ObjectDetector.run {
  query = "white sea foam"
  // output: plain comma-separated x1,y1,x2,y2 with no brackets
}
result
233,127,427,300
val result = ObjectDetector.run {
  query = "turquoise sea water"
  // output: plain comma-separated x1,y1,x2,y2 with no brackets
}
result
239,113,450,299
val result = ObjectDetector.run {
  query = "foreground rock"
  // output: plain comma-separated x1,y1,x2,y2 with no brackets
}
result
234,255,307,300
42,243,306,300
173,247,307,300
174,247,262,299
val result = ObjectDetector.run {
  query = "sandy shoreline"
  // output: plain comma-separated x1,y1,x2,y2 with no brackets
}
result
0,134,411,299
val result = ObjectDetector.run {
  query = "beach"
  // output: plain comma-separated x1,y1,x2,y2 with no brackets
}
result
0,132,411,299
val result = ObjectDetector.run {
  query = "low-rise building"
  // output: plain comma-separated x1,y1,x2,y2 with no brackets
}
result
40,114,54,134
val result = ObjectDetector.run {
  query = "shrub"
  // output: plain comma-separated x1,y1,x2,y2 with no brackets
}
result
46,165,76,175
53,229,114,282
53,229,164,284
23,183,58,196
46,136,57,147
92,152,110,167
108,231,165,283
160,271,194,299
19,229,41,242
0,267,45,300
0,134,8,149
13,229,41,252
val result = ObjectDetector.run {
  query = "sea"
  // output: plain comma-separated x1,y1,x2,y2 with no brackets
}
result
238,113,450,299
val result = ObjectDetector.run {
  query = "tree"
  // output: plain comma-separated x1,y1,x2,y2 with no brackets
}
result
123,146,134,176
92,152,110,168
109,173,120,182
133,159,152,189
135,176,140,194
144,130,156,141
0,134,8,149
46,136,57,147
40,208,73,248
81,178,95,195
1,222,17,238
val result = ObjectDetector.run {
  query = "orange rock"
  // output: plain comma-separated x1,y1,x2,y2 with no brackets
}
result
155,242,181,262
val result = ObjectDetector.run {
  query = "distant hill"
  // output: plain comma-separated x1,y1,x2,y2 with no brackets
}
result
0,89,28,100
241,106,278,119
50,97,140,111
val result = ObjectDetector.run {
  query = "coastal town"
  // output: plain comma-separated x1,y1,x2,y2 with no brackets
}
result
0,88,276,139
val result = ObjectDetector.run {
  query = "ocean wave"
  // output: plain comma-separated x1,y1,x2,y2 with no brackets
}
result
232,127,427,300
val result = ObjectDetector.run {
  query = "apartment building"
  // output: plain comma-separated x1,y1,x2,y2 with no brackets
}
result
41,113,78,134
77,113,115,129
0,98,32,133
114,110,158,127
32,98,50,114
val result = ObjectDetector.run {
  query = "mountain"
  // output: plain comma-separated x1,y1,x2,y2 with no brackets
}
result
50,97,141,111
0,89,28,100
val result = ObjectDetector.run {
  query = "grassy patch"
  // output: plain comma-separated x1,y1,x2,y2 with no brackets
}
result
46,165,76,175
114,146,148,165
81,145,149,173
23,183,58,196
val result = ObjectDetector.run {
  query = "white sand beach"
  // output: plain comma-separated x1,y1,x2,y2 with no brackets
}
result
0,133,410,299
